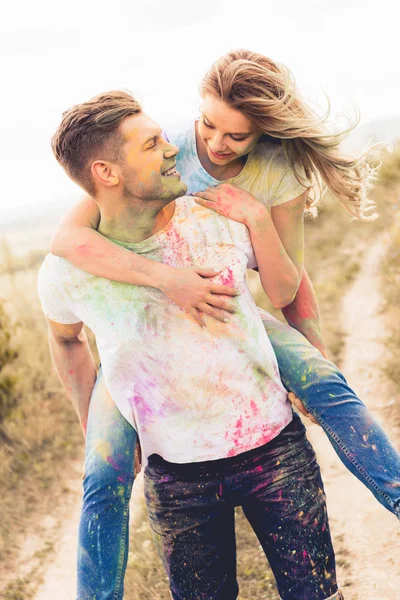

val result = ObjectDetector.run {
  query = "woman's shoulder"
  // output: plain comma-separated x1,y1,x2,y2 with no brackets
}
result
252,137,290,170
164,120,195,148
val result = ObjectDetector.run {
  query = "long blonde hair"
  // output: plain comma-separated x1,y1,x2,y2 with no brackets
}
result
201,49,382,219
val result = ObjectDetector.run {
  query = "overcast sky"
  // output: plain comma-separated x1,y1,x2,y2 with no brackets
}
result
1,0,399,225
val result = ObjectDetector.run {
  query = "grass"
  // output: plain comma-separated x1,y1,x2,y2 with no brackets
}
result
0,261,85,594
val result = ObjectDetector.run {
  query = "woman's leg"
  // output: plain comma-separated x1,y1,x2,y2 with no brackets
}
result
77,370,138,600
263,314,400,518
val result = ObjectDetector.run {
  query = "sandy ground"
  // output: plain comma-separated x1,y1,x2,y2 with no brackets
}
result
306,233,400,600
29,233,400,600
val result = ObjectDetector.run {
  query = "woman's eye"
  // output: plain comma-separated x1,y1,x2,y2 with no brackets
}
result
231,136,248,142
203,119,214,129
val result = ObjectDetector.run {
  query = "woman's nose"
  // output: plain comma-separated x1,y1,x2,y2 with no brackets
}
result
210,133,227,152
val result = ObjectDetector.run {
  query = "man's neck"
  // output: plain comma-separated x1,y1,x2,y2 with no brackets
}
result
98,199,175,244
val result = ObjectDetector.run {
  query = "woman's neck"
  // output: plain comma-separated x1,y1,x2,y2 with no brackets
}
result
194,121,247,181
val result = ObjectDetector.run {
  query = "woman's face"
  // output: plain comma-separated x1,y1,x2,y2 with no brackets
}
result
198,94,261,166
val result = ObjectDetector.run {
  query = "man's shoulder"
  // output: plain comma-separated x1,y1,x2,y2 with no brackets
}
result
38,254,90,288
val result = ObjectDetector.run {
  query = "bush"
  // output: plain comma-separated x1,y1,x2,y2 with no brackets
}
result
0,302,18,423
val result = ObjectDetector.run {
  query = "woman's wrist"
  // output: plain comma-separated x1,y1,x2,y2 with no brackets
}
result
150,262,176,292
126,253,173,290
245,206,271,231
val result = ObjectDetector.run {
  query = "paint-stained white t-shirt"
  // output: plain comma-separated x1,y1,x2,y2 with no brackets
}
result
38,197,292,464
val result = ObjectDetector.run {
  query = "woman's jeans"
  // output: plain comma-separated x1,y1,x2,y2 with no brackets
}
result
77,316,400,599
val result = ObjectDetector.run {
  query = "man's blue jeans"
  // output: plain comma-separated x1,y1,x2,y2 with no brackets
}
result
77,316,400,599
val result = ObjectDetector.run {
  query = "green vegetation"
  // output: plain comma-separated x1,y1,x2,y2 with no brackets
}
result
0,301,18,424
376,144,400,387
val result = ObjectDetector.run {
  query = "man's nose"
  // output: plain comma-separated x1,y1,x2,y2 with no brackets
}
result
164,143,179,158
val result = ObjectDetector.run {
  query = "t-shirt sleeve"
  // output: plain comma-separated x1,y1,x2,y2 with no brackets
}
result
37,258,81,325
267,149,308,207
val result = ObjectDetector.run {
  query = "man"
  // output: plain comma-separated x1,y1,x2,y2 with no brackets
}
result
38,91,343,600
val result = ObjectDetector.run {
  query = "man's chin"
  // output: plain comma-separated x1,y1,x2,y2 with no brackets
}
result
166,181,187,200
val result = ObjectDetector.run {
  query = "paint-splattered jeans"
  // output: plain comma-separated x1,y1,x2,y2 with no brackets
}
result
77,373,137,600
145,412,342,600
262,313,400,518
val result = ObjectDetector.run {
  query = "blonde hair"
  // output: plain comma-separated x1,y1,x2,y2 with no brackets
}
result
52,91,142,196
201,49,382,219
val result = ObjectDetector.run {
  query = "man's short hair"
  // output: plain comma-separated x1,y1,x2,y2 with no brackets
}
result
52,91,142,196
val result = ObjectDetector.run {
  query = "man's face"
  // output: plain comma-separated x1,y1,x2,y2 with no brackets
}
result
119,113,187,202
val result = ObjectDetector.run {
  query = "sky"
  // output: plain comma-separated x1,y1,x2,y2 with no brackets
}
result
1,0,399,226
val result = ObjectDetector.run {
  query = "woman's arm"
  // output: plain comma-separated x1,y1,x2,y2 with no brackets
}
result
280,271,328,359
195,184,303,309
50,196,240,327
270,199,328,358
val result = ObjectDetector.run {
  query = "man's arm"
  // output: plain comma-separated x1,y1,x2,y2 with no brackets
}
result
280,269,329,359
47,318,97,436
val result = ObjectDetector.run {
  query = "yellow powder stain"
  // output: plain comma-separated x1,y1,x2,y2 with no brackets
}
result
94,439,112,461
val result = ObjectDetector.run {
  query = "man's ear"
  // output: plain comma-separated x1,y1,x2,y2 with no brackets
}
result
91,160,120,189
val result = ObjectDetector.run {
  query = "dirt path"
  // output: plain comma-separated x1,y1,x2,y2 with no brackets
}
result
306,233,400,600
33,471,144,600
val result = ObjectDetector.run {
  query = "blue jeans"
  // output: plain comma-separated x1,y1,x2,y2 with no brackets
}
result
262,314,400,517
145,413,341,600
77,374,137,600
77,317,400,598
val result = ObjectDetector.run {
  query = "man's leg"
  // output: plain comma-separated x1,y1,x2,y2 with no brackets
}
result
262,313,400,517
144,455,238,600
238,413,342,600
77,371,137,600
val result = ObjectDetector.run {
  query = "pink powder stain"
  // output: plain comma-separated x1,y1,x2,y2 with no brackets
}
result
302,550,308,560
250,400,259,416
128,393,153,421
107,456,120,470
76,244,93,257
68,369,74,375
254,465,263,473
219,267,235,287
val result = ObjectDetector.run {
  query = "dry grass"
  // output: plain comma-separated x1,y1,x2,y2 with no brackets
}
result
378,205,400,386
0,261,85,596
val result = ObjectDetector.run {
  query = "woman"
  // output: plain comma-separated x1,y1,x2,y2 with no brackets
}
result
53,50,400,593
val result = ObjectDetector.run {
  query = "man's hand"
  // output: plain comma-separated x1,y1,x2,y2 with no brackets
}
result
158,266,240,328
288,392,318,425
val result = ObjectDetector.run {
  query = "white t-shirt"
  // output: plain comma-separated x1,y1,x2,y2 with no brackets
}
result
38,197,292,464
167,121,306,205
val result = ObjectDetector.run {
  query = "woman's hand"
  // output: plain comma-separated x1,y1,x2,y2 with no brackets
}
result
158,265,240,328
194,183,267,228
